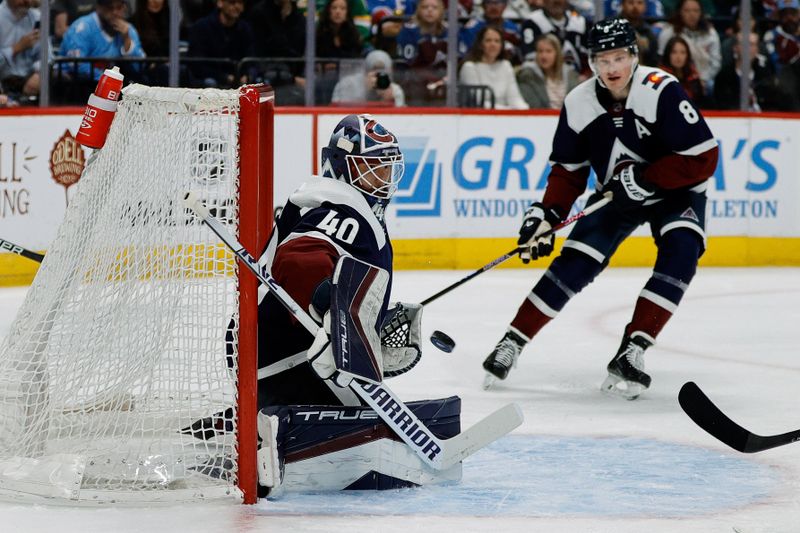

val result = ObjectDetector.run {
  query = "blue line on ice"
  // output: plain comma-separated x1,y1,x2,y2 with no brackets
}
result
263,435,776,517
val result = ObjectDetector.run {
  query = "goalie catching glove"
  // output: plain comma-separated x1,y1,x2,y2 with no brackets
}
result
606,163,655,211
380,302,423,378
517,202,561,263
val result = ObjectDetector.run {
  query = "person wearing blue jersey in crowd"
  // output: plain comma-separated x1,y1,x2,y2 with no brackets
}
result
482,18,719,400
461,0,523,63
60,0,145,80
520,0,590,76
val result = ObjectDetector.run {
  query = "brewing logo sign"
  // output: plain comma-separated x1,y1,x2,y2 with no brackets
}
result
50,130,85,191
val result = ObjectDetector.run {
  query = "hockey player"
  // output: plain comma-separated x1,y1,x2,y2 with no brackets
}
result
249,114,462,494
482,18,718,399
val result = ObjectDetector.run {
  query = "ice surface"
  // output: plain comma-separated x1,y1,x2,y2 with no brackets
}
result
1,268,799,533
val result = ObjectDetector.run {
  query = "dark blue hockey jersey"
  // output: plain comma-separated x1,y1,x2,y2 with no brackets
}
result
520,9,589,73
256,177,394,406
542,66,719,217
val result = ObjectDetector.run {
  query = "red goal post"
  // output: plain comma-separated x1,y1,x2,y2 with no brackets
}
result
238,84,274,504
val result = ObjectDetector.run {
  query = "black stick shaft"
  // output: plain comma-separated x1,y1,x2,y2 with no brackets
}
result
0,238,45,264
419,195,612,307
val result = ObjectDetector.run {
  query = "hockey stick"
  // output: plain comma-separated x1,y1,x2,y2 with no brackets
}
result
679,381,800,453
0,238,45,264
184,192,524,470
419,194,612,306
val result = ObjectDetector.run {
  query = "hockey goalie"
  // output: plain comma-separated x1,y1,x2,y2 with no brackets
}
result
185,114,493,495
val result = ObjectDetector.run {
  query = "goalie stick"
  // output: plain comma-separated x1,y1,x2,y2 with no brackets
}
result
679,381,800,453
419,194,612,306
0,238,45,264
184,192,524,470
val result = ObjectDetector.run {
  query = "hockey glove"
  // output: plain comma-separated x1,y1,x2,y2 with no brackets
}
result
517,202,561,263
381,302,422,378
307,311,357,388
607,164,655,212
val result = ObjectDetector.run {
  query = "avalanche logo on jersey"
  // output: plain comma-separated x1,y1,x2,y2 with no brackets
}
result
603,138,646,186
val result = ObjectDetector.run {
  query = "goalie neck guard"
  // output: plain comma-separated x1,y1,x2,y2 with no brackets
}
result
320,114,405,209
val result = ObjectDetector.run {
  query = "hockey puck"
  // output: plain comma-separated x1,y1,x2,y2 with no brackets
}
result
430,330,455,353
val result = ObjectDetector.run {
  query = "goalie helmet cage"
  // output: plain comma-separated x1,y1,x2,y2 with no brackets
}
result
0,84,273,505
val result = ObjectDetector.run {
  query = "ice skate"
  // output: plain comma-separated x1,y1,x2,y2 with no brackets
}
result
601,333,653,400
482,330,527,389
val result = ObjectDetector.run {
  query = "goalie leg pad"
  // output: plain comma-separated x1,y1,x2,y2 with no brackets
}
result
264,397,462,493
257,411,283,495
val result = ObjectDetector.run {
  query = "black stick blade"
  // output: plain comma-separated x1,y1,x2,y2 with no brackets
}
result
679,381,752,452
679,381,800,453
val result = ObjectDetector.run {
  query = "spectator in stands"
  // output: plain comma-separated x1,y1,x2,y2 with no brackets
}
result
617,0,660,66
52,0,98,44
764,0,800,68
764,0,800,109
187,0,254,87
713,32,784,111
720,8,763,69
504,0,542,20
60,0,145,80
395,0,448,103
370,6,402,54
462,0,523,64
459,25,528,108
396,0,446,64
316,0,364,57
406,0,475,19
248,0,305,102
603,0,663,18
517,33,578,108
0,0,42,102
181,0,216,30
657,0,721,91
659,36,705,105
250,0,305,58
519,0,589,76
661,0,715,17
131,0,170,57
311,0,372,42
331,49,406,105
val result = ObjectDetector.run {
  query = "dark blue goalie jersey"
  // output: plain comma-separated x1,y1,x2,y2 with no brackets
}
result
543,66,718,216
255,177,394,406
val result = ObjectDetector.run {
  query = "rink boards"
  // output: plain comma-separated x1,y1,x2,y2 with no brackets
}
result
1,108,799,285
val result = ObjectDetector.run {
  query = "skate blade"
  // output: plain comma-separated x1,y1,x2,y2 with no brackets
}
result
482,373,498,390
601,373,645,401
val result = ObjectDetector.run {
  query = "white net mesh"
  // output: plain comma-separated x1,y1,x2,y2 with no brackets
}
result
0,85,246,503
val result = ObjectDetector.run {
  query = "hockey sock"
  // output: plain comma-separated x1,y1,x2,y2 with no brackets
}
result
510,298,551,340
625,298,672,340
511,249,604,339
628,229,703,340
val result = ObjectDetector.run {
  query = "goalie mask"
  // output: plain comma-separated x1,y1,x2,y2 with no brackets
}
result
320,114,405,206
586,18,639,88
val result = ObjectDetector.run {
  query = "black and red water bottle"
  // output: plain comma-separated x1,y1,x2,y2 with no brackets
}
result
76,66,124,149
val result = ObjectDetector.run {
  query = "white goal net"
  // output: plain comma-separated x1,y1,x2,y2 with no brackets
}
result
0,84,266,504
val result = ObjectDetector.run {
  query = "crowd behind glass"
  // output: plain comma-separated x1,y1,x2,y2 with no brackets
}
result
0,0,798,110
